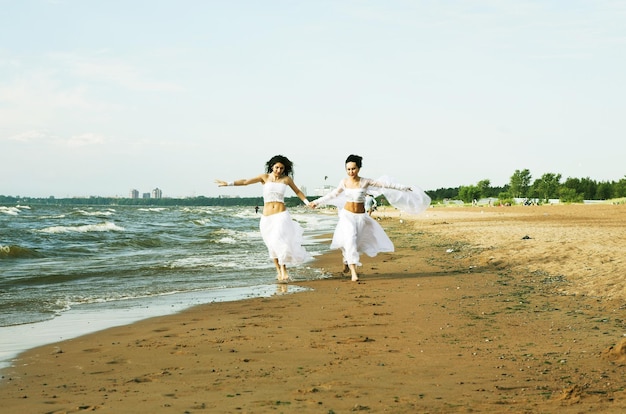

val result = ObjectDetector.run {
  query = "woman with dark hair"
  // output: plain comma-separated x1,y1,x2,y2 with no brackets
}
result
216,155,312,282
310,154,430,282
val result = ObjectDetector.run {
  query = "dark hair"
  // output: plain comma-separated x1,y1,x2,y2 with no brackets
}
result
266,155,294,177
345,154,363,168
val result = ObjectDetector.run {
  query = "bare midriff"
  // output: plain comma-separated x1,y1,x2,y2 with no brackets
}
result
344,201,366,214
263,201,287,216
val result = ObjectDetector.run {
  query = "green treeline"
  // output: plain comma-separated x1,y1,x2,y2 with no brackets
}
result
427,170,626,204
2,170,625,206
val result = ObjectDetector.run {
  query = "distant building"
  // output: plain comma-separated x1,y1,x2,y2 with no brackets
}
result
129,189,139,199
152,188,163,199
142,192,151,199
313,185,334,196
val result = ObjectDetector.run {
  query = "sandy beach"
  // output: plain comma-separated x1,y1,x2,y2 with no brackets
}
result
1,203,625,413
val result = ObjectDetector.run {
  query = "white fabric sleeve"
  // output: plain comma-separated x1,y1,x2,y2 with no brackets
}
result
369,176,431,215
366,177,410,191
312,181,344,207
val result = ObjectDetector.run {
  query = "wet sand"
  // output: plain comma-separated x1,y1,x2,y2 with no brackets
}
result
1,203,625,413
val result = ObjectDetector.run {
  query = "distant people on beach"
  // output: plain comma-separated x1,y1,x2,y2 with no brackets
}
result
255,205,259,214
216,155,312,283
364,194,377,216
309,154,430,282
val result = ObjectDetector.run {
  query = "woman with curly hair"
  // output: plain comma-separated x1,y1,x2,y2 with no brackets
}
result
216,155,312,282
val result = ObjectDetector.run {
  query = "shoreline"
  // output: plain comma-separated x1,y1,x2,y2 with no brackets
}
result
0,285,312,371
2,204,625,413
0,206,336,371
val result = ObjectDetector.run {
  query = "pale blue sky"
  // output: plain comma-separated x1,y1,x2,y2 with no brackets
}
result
1,0,624,198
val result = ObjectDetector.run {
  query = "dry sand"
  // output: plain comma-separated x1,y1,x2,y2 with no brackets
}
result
1,203,625,413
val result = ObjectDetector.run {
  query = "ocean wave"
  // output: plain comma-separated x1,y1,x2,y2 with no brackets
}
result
166,258,267,271
232,210,259,219
168,256,219,269
39,214,67,219
0,245,43,259
192,218,213,226
216,236,238,244
38,221,125,234
137,207,168,212
0,204,329,333
111,237,163,248
0,206,22,216
181,206,223,215
73,209,115,217
213,227,260,241
0,289,188,327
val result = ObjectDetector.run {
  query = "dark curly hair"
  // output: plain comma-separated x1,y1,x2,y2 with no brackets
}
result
265,155,294,177
345,154,363,168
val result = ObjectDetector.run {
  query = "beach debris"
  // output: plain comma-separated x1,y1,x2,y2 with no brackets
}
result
555,384,583,403
601,338,626,363
522,235,531,239
446,248,454,253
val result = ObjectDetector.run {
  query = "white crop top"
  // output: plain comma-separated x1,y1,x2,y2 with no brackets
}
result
263,181,287,203
315,177,409,206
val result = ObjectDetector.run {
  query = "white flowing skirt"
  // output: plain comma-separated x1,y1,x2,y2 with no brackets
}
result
260,211,313,266
330,209,394,266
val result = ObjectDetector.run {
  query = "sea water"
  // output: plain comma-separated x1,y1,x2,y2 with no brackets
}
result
0,204,336,369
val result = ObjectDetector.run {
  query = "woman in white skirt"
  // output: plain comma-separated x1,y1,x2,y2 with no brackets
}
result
216,155,312,282
310,154,430,282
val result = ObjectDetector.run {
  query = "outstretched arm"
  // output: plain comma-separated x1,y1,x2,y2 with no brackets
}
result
309,182,344,208
215,174,265,187
285,177,311,206
367,178,412,192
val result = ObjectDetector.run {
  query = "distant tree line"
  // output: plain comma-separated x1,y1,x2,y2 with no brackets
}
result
427,170,626,204
2,170,625,206
0,195,291,208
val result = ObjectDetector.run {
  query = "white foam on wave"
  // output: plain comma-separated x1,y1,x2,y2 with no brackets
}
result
232,210,258,219
39,214,66,219
214,228,261,243
0,206,21,216
193,218,212,225
181,206,212,214
169,256,219,269
39,221,125,234
217,237,238,244
74,209,115,217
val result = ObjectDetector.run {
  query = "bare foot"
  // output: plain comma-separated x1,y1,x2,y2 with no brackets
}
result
348,264,359,282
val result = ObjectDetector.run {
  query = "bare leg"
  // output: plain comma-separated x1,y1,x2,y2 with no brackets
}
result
273,258,283,281
274,259,290,283
348,263,359,282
